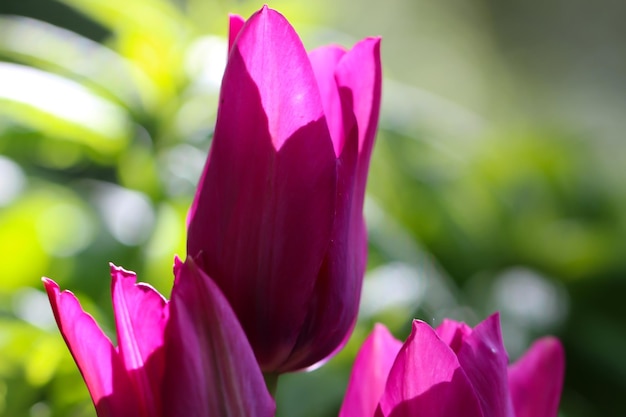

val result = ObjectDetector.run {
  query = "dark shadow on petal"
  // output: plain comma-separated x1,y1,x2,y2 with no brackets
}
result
93,346,152,417
161,258,275,417
279,86,362,372
383,369,484,417
94,327,166,417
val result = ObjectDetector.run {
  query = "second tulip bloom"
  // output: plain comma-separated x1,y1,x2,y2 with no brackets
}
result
339,314,565,417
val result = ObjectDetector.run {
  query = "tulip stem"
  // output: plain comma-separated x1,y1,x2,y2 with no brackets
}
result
263,372,279,398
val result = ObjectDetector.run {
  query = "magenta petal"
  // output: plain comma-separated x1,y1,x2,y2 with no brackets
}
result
435,319,473,353
187,5,337,371
285,42,383,369
280,41,376,371
43,278,140,417
334,37,382,208
378,320,484,417
110,264,168,417
233,6,330,149
162,258,275,417
279,73,360,371
228,14,245,52
339,324,402,417
278,136,361,371
452,314,515,417
308,45,348,155
508,337,565,417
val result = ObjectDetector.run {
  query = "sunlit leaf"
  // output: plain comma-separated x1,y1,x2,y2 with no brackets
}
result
0,15,155,111
0,63,131,156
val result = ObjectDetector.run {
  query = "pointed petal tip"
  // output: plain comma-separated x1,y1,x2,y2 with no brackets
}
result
369,323,403,353
372,322,391,333
361,36,382,47
228,14,246,52
478,311,504,337
523,336,566,369
41,276,57,288
173,255,184,274
247,4,290,32
508,336,565,417
108,261,120,274
42,278,78,303
42,278,63,303
109,262,135,277
164,259,275,416
254,4,273,20
537,335,565,352
411,318,429,330
489,311,502,320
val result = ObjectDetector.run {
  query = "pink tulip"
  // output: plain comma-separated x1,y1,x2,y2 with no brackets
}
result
340,314,565,417
43,260,274,417
187,5,382,373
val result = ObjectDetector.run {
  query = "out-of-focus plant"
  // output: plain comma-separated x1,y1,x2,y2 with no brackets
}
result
1,0,625,416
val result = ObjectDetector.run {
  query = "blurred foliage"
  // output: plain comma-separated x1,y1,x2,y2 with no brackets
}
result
1,0,625,416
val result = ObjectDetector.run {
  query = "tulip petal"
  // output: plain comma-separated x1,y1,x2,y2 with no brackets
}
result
284,40,383,370
228,14,245,53
508,337,565,417
162,257,275,417
281,144,361,371
377,320,484,417
450,314,515,417
339,324,403,417
435,319,472,353
111,264,168,417
334,37,382,208
43,278,140,417
279,41,375,371
232,6,330,148
308,45,348,155
279,69,360,370
187,5,337,370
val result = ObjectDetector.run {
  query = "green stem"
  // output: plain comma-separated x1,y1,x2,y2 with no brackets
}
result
263,372,279,398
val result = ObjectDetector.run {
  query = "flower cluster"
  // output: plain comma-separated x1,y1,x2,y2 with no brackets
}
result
339,314,565,417
43,6,565,417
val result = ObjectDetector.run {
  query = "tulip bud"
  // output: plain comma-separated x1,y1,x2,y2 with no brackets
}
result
187,6,382,372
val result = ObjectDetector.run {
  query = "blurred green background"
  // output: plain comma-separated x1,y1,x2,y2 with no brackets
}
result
1,0,625,416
